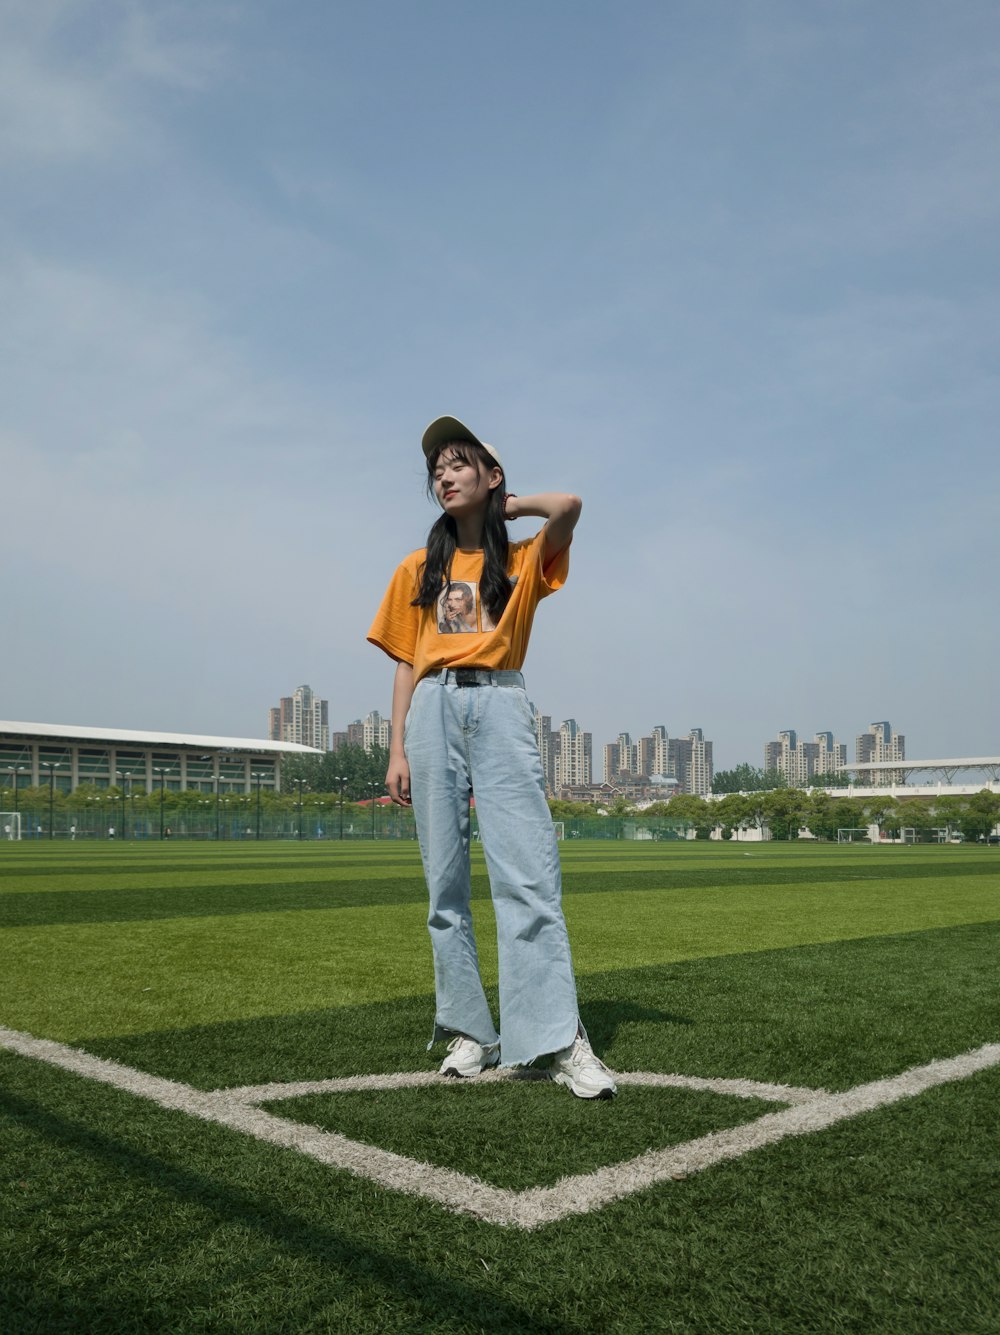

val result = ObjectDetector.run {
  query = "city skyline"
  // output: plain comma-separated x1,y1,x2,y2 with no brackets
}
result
318,693,914,790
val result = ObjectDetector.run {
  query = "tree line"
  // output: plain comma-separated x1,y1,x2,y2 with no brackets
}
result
667,787,1000,841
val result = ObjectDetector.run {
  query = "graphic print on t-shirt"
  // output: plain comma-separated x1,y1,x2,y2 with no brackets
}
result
437,581,479,633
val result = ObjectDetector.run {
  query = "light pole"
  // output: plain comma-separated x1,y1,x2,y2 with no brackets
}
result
7,766,28,814
41,762,61,839
116,771,131,841
334,775,347,840
214,776,222,841
295,778,307,840
368,782,378,840
153,767,172,840
252,771,266,840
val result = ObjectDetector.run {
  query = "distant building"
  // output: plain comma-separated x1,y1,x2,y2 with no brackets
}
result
268,684,329,752
651,725,670,778
685,728,713,795
765,728,846,786
363,710,392,752
603,724,692,790
814,731,847,779
664,729,714,795
856,721,905,786
346,720,365,749
1,720,319,796
556,719,592,791
533,708,557,795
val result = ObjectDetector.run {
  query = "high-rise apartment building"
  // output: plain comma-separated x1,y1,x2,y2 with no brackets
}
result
651,725,670,779
856,721,905,786
685,727,713,795
765,728,846,786
814,731,847,779
556,719,592,790
363,710,391,752
603,725,674,784
663,729,714,794
533,708,557,795
268,684,329,752
346,720,365,749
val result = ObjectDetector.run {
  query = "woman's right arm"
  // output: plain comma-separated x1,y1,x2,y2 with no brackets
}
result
385,660,415,806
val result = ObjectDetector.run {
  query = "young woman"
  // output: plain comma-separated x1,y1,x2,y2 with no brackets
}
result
367,415,616,1099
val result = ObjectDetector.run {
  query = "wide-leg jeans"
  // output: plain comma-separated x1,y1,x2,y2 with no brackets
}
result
404,670,579,1067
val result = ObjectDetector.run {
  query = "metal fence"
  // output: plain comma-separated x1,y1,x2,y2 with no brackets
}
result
8,806,689,843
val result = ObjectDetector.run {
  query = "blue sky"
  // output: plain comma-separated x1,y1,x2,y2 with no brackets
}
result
3,0,999,775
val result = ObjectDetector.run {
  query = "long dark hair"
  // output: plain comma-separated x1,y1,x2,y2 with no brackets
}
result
412,440,513,626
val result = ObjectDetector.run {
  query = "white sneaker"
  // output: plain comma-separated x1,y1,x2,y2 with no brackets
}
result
440,1035,500,1079
549,1035,617,1099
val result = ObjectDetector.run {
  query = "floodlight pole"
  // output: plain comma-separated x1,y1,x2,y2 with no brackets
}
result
7,766,28,814
41,762,61,839
154,768,171,840
369,782,377,840
252,771,265,840
116,771,131,841
334,776,346,840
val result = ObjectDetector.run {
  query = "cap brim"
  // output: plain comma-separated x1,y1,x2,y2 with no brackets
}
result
421,415,485,458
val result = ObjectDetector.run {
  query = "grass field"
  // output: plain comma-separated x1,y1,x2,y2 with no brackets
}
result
2,840,999,1333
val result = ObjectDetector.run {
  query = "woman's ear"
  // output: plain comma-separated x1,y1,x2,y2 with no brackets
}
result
487,467,504,492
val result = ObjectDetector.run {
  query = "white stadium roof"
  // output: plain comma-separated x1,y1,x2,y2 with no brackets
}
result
0,720,323,756
841,756,1000,782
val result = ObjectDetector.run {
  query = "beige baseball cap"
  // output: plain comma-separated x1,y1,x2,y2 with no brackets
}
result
421,415,502,467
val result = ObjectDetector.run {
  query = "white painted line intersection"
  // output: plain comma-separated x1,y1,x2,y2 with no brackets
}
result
2,1025,997,1231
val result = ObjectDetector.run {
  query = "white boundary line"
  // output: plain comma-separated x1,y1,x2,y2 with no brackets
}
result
2,1025,997,1231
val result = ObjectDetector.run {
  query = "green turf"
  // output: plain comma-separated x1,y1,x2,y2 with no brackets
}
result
3,841,999,1333
2,842,997,1040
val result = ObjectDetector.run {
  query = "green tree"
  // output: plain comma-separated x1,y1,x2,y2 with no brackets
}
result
667,793,712,838
712,764,787,794
863,794,898,839
760,787,810,840
807,770,851,788
955,789,1000,842
714,793,751,839
805,789,838,840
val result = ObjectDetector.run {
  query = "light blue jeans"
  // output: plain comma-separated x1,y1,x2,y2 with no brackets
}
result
404,669,580,1067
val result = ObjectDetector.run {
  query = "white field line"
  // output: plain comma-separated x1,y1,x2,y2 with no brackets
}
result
222,1068,821,1105
2,1025,997,1231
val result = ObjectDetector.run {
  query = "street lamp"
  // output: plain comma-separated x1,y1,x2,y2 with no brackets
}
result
41,763,61,839
334,775,347,840
214,775,222,841
368,781,379,840
6,766,29,814
295,778,308,840
153,767,172,840
251,771,266,841
116,771,131,841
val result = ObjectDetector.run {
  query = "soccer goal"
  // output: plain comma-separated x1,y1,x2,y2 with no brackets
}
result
552,821,565,841
837,827,870,844
1,813,22,841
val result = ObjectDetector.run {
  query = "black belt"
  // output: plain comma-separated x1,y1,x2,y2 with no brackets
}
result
426,668,522,687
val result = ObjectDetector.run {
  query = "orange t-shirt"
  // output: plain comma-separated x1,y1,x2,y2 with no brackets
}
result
367,529,569,683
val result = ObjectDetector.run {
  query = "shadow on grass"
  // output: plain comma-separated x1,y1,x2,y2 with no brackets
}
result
580,998,693,1052
0,1084,584,1335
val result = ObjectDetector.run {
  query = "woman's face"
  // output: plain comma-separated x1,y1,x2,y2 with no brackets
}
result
443,586,472,622
432,446,502,516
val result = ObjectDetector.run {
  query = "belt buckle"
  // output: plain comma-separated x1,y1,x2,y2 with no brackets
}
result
454,668,480,687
